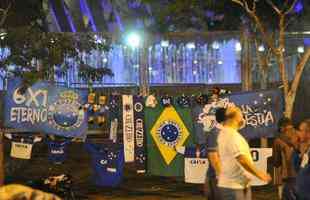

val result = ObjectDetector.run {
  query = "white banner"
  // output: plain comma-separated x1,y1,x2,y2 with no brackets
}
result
250,148,273,186
122,95,135,162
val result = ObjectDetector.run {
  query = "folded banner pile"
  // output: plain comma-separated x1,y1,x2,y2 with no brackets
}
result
4,79,88,137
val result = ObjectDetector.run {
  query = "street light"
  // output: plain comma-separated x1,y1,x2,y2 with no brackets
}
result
235,42,242,51
126,32,141,48
258,45,265,52
161,40,169,47
297,46,304,53
186,42,195,49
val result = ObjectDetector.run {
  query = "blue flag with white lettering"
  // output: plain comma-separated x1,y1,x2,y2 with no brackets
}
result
4,79,88,137
229,89,284,139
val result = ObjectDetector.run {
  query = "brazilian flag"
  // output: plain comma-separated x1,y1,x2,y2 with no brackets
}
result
145,102,194,177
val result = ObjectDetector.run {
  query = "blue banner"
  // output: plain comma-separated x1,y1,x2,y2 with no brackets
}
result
199,89,284,139
229,89,284,139
4,79,88,137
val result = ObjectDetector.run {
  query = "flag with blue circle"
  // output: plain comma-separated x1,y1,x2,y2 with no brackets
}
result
145,100,194,177
4,79,88,137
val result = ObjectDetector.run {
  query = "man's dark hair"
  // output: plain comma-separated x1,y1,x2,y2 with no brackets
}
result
215,107,226,123
278,117,292,132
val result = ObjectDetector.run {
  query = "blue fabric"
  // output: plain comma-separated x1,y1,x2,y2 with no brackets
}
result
47,140,70,164
184,146,207,158
296,151,310,200
206,128,219,178
282,178,298,200
228,89,284,139
4,78,88,137
84,143,124,187
191,105,206,144
291,150,301,173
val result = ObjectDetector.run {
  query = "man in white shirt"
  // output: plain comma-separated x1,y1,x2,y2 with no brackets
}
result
217,106,271,200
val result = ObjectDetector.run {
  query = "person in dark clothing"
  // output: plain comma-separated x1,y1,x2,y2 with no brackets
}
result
273,117,299,200
295,119,310,200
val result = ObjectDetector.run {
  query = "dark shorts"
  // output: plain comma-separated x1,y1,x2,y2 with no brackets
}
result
219,187,252,200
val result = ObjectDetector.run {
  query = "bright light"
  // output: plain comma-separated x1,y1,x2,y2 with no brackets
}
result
212,42,220,50
193,60,198,64
193,70,197,75
0,31,7,37
186,42,195,49
297,46,304,53
148,67,153,71
0,36,5,40
126,32,141,48
8,65,15,71
235,42,242,51
258,45,265,52
218,60,223,65
161,40,169,47
103,58,108,63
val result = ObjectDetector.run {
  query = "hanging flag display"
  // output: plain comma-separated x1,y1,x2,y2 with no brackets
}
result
4,79,88,137
84,142,124,187
145,101,194,177
122,95,135,162
47,139,71,164
183,147,209,184
109,95,121,143
6,134,42,160
229,89,284,139
191,104,206,145
200,89,283,139
249,148,273,186
133,96,146,173
176,146,209,184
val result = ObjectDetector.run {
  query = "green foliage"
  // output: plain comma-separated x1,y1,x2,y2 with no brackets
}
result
142,0,243,32
0,26,113,87
142,0,304,33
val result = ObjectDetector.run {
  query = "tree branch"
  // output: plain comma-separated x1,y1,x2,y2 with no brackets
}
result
289,48,310,96
266,0,282,15
231,0,244,7
284,0,298,15
0,2,11,28
231,0,277,54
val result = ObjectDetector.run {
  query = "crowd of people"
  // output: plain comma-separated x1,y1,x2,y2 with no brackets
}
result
203,89,310,200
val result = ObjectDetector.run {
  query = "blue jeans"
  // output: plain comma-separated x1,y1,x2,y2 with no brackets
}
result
219,187,252,200
282,178,298,200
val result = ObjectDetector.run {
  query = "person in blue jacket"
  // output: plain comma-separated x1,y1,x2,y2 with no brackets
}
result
295,119,310,200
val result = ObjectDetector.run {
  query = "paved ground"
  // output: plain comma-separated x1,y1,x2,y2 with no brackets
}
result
4,140,278,200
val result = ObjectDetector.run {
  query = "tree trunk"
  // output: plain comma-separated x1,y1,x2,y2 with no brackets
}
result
241,28,252,91
139,33,150,97
259,68,269,148
284,93,295,119
256,47,270,148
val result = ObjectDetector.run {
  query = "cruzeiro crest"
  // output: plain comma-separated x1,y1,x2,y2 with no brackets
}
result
150,106,190,165
157,121,182,147
199,97,233,132
48,90,84,131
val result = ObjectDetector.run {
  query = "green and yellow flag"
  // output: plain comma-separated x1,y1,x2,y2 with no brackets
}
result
145,102,194,177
